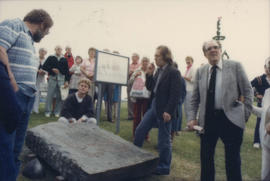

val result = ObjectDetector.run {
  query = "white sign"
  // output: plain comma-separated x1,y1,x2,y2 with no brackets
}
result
95,51,129,85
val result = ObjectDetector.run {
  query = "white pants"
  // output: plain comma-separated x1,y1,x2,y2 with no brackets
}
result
32,88,41,113
184,91,193,121
262,144,270,181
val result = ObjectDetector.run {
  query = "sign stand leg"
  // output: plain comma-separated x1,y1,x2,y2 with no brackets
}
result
116,86,121,134
96,83,103,125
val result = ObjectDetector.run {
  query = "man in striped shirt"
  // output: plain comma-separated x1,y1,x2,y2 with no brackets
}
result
0,9,53,180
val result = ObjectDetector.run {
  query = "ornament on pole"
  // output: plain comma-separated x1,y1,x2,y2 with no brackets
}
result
212,17,230,60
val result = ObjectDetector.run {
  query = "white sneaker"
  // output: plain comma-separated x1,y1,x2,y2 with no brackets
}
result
87,117,97,124
45,113,50,118
253,143,260,149
55,114,60,118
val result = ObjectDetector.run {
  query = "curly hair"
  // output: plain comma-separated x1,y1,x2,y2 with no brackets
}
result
23,9,53,29
78,78,91,88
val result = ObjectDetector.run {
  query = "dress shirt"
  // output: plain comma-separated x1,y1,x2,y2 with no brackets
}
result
154,64,168,94
208,60,223,110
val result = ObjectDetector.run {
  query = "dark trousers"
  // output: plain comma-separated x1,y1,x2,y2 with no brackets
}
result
0,62,21,181
133,98,149,138
201,110,243,181
101,83,114,122
253,102,261,144
127,82,134,119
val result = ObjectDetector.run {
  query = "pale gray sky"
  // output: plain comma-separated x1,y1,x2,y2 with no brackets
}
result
0,0,269,80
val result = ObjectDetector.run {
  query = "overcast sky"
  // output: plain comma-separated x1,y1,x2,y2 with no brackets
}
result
0,0,269,81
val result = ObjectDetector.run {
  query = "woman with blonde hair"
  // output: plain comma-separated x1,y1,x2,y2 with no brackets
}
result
80,47,96,99
129,57,151,140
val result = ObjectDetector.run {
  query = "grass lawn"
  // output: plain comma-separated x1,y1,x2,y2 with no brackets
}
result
18,102,261,181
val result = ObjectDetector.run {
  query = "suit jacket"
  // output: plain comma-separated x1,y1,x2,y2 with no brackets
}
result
187,60,253,129
42,55,70,82
146,64,182,121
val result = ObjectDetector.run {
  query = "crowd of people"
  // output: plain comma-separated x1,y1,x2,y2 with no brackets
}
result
0,9,270,181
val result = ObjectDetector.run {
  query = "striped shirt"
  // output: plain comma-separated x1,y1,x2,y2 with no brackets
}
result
0,18,38,96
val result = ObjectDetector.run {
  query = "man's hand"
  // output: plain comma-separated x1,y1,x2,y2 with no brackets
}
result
163,112,171,123
69,119,75,123
239,95,245,103
88,73,94,80
184,76,191,82
52,68,59,74
135,71,141,78
147,63,155,75
266,122,270,135
38,69,46,75
0,46,9,66
0,46,18,92
10,77,19,92
64,82,68,88
256,94,263,99
77,118,83,123
129,70,134,77
80,65,85,71
187,120,198,131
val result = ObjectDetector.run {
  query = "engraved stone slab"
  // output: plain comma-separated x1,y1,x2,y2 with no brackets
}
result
25,122,159,181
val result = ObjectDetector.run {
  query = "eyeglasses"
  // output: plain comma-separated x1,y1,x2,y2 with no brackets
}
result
206,46,219,52
155,54,162,58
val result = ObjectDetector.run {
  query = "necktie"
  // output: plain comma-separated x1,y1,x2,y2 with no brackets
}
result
154,68,161,80
206,65,217,112
154,68,162,93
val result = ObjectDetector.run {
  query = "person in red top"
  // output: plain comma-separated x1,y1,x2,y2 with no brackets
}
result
64,46,74,69
127,53,140,120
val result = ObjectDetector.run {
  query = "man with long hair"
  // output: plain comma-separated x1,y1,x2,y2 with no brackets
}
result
134,45,182,175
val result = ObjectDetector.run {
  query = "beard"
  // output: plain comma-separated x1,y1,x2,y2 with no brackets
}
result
33,29,44,43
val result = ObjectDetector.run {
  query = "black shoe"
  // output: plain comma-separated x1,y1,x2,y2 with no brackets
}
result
152,169,170,175
127,117,133,120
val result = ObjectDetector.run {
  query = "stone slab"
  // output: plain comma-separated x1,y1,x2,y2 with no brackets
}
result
25,122,159,181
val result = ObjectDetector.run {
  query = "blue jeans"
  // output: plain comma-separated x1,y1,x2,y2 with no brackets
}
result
0,62,22,181
134,98,172,174
0,125,16,181
14,88,35,177
172,102,183,132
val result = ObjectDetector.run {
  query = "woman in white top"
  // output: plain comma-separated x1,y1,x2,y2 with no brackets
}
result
32,48,47,114
80,47,96,99
69,56,83,94
183,56,196,120
252,57,270,181
129,57,151,140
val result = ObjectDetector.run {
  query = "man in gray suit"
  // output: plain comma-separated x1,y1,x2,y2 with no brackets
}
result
187,40,253,181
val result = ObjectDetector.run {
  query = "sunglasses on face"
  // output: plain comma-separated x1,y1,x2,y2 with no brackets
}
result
206,45,220,52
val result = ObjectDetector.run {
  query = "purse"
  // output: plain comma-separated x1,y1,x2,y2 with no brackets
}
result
60,85,69,100
130,72,151,98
